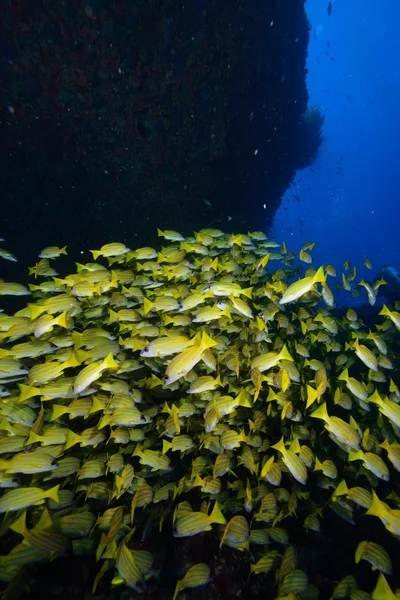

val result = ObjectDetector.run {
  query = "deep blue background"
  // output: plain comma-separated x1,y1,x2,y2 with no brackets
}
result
271,0,400,305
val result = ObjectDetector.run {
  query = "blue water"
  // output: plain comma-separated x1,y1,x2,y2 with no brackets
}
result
271,0,400,304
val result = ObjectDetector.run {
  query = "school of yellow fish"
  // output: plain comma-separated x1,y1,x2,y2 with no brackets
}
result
0,230,399,599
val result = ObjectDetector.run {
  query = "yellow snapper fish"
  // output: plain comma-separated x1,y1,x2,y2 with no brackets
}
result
173,501,226,537
1,227,400,597
0,282,30,296
73,353,119,394
279,266,325,305
310,402,361,450
271,437,308,485
251,344,293,373
0,247,17,262
164,331,217,384
379,304,400,330
90,242,130,261
39,246,68,259
0,485,60,513
140,334,195,358
172,564,211,600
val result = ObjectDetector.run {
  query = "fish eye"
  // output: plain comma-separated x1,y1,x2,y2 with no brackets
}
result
164,375,170,383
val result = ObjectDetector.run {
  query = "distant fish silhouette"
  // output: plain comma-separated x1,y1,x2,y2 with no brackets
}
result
328,1,332,15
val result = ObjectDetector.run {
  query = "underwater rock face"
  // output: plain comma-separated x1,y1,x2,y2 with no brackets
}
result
0,1,316,266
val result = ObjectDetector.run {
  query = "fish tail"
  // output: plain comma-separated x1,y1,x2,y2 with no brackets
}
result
355,540,368,564
64,430,81,449
10,510,28,536
337,368,349,381
102,353,119,370
313,266,326,284
54,311,68,329
28,303,46,320
223,307,231,319
310,402,329,421
237,389,252,408
143,297,153,316
97,414,112,430
278,344,294,363
306,385,320,409
132,444,142,458
0,459,9,470
90,250,101,261
26,431,42,445
209,501,227,525
46,484,60,504
368,389,382,405
378,437,390,451
199,331,218,351
50,404,69,422
348,450,363,462
172,581,182,600
366,491,387,518
162,440,172,454
190,332,202,345
333,479,349,497
211,257,218,271
130,498,137,524
379,305,391,317
260,455,274,478
60,245,68,255
18,383,39,402
313,457,323,471
271,436,286,454
72,331,84,349
242,286,253,299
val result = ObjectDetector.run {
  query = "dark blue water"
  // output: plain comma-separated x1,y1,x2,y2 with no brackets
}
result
272,0,400,306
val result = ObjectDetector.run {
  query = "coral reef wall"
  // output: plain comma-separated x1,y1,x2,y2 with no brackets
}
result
0,0,313,268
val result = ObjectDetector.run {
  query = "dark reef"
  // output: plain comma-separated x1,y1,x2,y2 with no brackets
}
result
0,0,321,276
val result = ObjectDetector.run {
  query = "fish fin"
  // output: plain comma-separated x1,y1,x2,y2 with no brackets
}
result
172,580,182,600
45,484,60,504
26,431,42,445
143,298,153,316
64,429,81,449
278,344,293,362
53,311,68,329
261,455,274,478
18,383,40,402
365,491,386,518
162,440,172,454
242,287,253,299
355,540,368,564
209,501,227,525
310,402,329,421
237,389,252,408
50,404,69,422
306,385,320,409
271,436,286,454
348,450,363,462
10,511,28,536
102,353,119,370
199,331,218,351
